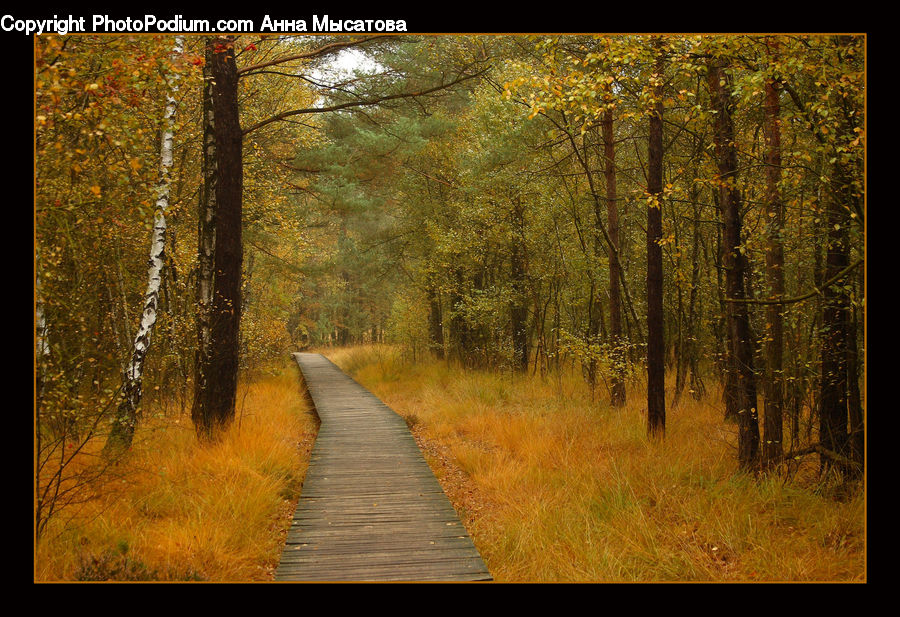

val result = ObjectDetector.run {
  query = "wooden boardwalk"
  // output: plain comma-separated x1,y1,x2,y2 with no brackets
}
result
275,353,492,582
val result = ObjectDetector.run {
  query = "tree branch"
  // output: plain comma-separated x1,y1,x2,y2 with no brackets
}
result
237,36,391,76
725,258,862,305
242,68,488,137
400,163,456,188
782,442,863,470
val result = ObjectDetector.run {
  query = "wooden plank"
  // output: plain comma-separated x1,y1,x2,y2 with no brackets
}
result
275,352,491,582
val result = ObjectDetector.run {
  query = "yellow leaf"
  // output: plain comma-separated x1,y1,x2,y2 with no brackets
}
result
90,185,101,196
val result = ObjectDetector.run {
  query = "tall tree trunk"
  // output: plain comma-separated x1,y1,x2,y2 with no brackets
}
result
672,192,687,405
707,57,760,470
105,36,184,452
687,187,706,400
427,284,444,359
602,109,626,406
567,120,644,349
846,297,864,476
762,41,785,468
508,197,530,373
449,267,471,366
192,36,243,441
819,162,852,476
193,36,218,436
711,206,736,411
510,240,529,373
552,279,561,374
822,36,864,480
646,38,666,437
585,278,600,396
35,265,51,405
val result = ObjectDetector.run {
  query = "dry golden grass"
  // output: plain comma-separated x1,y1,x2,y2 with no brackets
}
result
34,360,317,582
326,344,866,583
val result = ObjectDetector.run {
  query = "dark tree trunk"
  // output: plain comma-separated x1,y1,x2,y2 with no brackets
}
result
508,197,530,373
336,269,352,346
821,37,864,480
762,43,785,468
510,241,529,373
552,280,561,373
449,267,473,367
585,279,600,395
707,58,759,470
602,109,626,406
819,164,852,476
687,190,706,400
646,39,666,437
192,36,242,441
847,300,864,475
427,284,444,359
193,37,218,438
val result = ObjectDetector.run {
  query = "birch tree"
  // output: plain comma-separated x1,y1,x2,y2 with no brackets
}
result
105,36,184,452
35,264,51,402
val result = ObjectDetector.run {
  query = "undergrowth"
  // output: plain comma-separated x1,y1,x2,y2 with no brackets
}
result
34,359,317,582
326,344,866,582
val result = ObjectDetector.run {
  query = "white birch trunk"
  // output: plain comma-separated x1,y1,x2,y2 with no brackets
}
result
35,267,51,359
108,36,184,448
35,263,51,405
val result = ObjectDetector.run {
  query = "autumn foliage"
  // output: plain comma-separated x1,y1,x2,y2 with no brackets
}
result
35,33,864,581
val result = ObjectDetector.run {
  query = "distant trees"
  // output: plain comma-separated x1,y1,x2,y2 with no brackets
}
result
34,33,865,512
805,36,865,478
286,34,864,477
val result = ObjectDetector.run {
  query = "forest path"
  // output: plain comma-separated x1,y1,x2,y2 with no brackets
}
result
275,352,492,582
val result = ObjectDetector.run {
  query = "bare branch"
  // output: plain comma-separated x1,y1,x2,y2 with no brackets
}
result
725,258,862,306
782,443,863,470
242,68,488,137
237,36,393,77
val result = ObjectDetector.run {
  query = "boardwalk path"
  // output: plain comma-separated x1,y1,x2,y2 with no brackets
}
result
275,353,492,582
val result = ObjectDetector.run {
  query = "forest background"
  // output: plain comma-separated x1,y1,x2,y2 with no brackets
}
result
30,28,866,581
